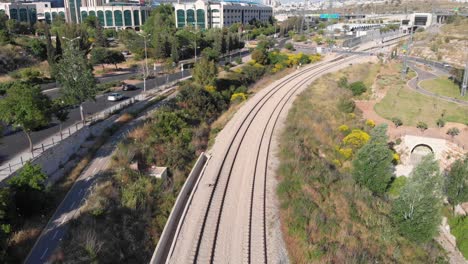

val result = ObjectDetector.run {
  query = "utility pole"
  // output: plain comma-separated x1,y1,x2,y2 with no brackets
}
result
138,32,150,92
402,28,413,78
462,61,467,96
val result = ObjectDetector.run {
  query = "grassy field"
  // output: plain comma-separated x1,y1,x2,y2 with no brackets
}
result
420,77,468,102
374,65,468,126
277,64,447,263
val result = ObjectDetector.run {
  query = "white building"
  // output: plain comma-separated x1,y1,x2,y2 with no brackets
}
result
173,0,273,29
79,4,151,29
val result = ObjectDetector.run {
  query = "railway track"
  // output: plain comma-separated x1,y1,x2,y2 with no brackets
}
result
166,42,398,264
191,54,359,263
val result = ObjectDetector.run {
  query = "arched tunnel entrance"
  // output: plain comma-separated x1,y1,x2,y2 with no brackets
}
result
410,144,434,165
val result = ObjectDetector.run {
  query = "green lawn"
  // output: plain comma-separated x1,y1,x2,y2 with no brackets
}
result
375,84,468,126
420,77,468,102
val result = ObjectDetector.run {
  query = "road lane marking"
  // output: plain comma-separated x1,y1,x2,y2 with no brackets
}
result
40,248,49,259
70,201,75,209
61,216,68,224
92,168,97,173
52,230,59,240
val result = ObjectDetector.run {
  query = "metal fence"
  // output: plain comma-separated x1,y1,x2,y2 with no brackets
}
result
0,75,189,180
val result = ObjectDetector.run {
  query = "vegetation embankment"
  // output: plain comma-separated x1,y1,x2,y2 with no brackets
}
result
277,63,468,263
374,62,468,126
50,37,320,262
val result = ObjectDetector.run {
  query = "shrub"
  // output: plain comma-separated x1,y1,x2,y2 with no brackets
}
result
230,92,247,102
388,176,407,197
366,119,376,128
338,76,348,88
348,81,367,96
343,129,370,149
449,216,468,259
338,124,349,133
416,121,428,131
391,117,403,127
447,127,460,137
436,118,445,128
339,148,353,160
285,43,295,51
337,97,355,113
393,153,400,164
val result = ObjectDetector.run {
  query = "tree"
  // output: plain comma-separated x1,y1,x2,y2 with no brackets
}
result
55,32,62,61
0,83,52,153
446,156,468,209
338,76,348,88
56,44,97,124
391,154,443,243
447,127,460,137
8,162,48,216
201,47,220,62
416,121,428,131
90,47,107,70
193,58,218,86
436,118,445,128
284,43,295,51
352,124,394,195
106,50,125,69
391,117,403,127
251,48,268,65
52,99,70,135
348,81,367,96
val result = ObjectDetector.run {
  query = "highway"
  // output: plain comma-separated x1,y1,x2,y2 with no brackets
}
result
165,54,373,263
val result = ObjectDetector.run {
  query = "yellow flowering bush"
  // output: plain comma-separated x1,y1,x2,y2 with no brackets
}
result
338,124,350,133
339,148,353,160
342,129,370,149
204,85,216,93
366,119,376,128
393,153,400,164
230,92,247,102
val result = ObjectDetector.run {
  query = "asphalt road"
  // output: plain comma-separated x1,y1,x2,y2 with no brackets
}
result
24,92,176,264
408,62,468,106
0,70,187,164
166,54,372,263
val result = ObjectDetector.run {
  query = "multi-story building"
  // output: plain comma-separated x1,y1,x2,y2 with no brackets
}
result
173,0,273,29
79,3,151,29
0,2,39,24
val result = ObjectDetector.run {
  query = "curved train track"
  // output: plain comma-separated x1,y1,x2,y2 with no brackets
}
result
192,54,359,263
167,41,400,264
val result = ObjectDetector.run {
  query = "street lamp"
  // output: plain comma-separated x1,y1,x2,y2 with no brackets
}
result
138,32,151,92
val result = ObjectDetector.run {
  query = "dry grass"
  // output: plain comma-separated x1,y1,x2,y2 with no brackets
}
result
277,65,447,263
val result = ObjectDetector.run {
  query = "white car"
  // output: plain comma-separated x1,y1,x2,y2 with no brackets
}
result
107,93,123,101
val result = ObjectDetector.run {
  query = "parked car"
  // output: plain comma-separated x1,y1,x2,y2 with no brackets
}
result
122,83,137,91
121,50,131,56
107,93,124,101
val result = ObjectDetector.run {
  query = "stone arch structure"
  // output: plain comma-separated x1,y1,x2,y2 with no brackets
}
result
411,143,434,154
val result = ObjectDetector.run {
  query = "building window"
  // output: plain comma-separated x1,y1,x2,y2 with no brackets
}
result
133,10,140,26
105,10,113,26
124,10,131,26
176,9,185,27
197,9,205,28
141,10,146,24
19,8,28,22
44,12,50,23
186,9,195,26
97,10,104,26
81,10,88,20
114,10,123,26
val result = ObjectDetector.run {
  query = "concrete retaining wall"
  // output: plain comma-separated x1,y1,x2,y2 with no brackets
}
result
150,152,209,264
